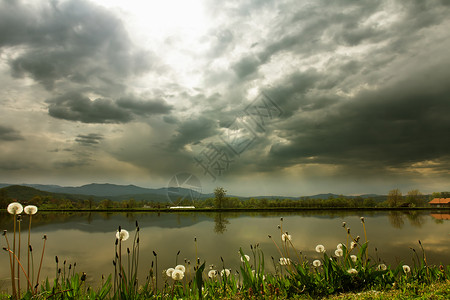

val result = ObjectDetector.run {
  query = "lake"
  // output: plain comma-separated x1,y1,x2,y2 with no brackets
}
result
1,210,449,291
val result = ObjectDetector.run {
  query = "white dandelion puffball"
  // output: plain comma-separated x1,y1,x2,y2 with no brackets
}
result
313,260,321,267
7,202,23,215
172,269,184,280
402,265,411,273
347,268,358,275
116,229,130,241
221,269,230,277
377,264,387,271
24,205,38,215
334,249,343,257
350,241,357,249
175,265,185,273
279,257,291,266
315,244,325,253
336,243,343,250
281,233,292,242
208,270,217,278
350,255,357,263
240,255,250,263
166,268,175,277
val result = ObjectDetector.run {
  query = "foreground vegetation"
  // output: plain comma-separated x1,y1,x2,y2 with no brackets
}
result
1,202,449,299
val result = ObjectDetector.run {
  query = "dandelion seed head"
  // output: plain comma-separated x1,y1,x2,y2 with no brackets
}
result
313,260,321,267
166,268,175,277
351,241,357,249
7,202,23,215
315,244,325,253
208,270,217,278
24,205,38,215
337,243,343,250
175,265,185,273
335,249,343,257
221,269,230,277
360,217,365,223
281,233,292,242
377,264,387,271
351,255,357,263
347,268,358,275
279,257,291,266
402,265,411,273
240,255,250,263
172,269,184,281
116,229,129,241
342,222,346,228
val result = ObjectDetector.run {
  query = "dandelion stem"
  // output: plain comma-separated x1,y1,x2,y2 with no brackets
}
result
4,232,17,300
35,235,47,294
194,237,198,268
17,216,22,299
12,213,17,300
4,248,33,290
361,218,369,264
27,214,32,291
268,235,284,259
153,251,157,296
30,245,35,290
287,239,302,263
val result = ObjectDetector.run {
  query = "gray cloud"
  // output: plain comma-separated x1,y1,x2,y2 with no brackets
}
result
46,92,172,123
1,0,156,92
47,92,132,123
0,125,23,141
116,96,173,116
169,117,219,151
75,133,104,146
266,65,450,173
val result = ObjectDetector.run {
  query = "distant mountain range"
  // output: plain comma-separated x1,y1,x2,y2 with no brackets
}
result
0,183,386,202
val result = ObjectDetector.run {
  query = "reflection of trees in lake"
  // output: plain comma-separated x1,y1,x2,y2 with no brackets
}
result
86,212,93,224
388,211,405,228
405,211,426,227
214,213,229,234
388,211,428,228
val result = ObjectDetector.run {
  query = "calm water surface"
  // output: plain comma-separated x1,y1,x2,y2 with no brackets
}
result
0,210,449,291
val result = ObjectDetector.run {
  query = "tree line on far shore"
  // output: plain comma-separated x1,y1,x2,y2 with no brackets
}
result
1,184,449,210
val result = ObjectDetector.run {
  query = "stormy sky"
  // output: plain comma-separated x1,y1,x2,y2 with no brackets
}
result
1,0,449,196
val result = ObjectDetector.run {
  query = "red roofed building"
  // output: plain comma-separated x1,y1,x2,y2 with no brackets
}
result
429,198,450,208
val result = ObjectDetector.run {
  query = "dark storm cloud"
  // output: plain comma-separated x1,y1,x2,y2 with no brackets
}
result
228,0,449,80
47,92,172,123
232,56,261,79
169,116,219,150
47,92,132,123
0,125,23,141
0,0,155,91
267,65,450,172
199,0,449,179
116,96,173,116
75,133,104,146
